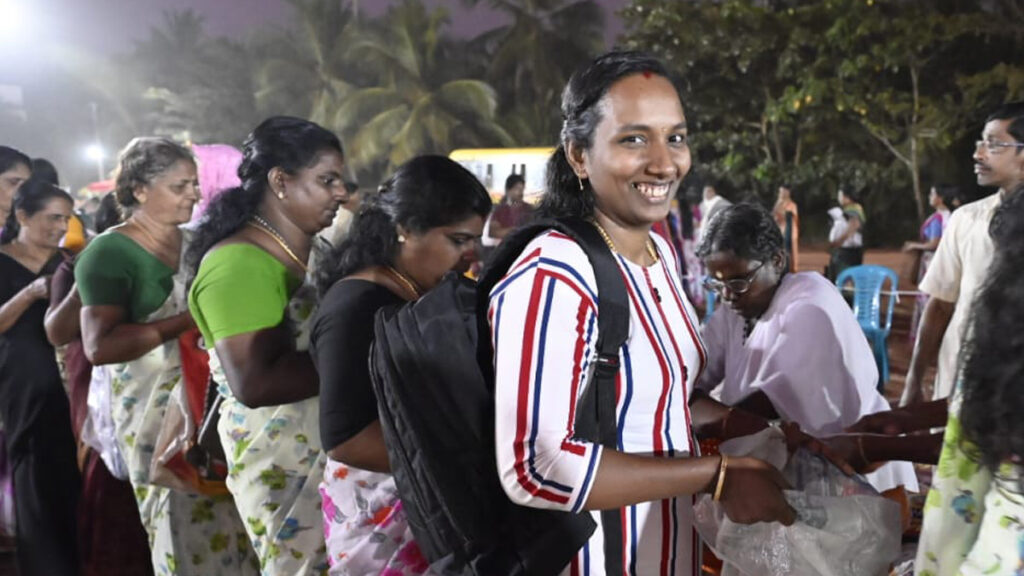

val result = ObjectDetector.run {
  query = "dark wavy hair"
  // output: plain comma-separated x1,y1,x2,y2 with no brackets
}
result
316,155,492,295
695,202,786,269
538,51,673,219
1,178,74,244
113,137,194,209
933,184,961,210
0,146,31,176
185,116,342,278
960,184,1024,483
986,101,1024,148
30,158,60,185
94,191,123,234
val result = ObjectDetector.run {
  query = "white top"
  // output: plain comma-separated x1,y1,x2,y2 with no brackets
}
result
489,230,706,576
919,192,1001,400
828,207,863,247
699,195,732,241
697,272,918,493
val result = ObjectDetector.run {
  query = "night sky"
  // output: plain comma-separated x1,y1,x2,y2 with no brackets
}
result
0,0,630,188
19,0,630,57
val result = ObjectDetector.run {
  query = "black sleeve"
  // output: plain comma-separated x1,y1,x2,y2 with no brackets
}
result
312,280,404,451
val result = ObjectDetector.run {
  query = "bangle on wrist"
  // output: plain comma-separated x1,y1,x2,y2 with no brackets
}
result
713,455,729,501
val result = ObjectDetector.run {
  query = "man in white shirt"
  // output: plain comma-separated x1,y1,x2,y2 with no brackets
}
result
698,183,731,240
901,102,1024,405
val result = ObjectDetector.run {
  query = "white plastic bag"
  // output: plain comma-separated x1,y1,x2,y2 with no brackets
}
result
80,365,129,480
694,427,902,576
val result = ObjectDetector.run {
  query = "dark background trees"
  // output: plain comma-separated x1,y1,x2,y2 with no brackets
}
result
4,0,1021,245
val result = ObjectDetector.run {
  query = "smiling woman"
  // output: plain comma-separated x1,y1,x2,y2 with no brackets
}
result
487,52,796,576
0,179,78,576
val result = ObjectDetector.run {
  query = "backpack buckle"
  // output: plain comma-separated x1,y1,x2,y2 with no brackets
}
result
594,353,620,376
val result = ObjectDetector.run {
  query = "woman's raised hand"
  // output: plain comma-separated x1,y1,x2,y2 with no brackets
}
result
27,276,51,301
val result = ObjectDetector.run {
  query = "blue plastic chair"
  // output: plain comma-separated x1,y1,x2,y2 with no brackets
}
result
835,265,899,390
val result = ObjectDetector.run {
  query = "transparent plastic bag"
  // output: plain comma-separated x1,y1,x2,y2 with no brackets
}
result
81,365,129,480
694,427,902,576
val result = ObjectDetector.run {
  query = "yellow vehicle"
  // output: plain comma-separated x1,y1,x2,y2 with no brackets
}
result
449,147,554,204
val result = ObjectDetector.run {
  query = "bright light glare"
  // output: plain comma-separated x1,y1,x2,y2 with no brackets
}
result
85,144,105,161
0,1,26,41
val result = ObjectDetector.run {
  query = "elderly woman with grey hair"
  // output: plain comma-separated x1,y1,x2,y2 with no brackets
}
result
76,137,257,575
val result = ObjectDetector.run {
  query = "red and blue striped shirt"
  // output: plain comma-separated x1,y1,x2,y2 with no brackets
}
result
489,230,707,576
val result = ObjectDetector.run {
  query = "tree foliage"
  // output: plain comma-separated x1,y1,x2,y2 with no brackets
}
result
36,0,1024,244
621,0,1024,243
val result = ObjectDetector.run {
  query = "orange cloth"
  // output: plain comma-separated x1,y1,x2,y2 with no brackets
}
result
60,214,86,254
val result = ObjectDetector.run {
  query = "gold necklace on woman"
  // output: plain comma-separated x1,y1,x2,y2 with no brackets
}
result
385,265,422,300
247,214,308,274
591,219,659,264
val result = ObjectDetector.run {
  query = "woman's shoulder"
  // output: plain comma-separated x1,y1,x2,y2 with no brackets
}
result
776,273,843,311
321,278,401,312
492,229,596,298
202,241,279,268
76,230,145,270
313,279,403,341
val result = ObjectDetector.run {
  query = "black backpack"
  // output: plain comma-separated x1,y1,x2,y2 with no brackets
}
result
368,217,630,575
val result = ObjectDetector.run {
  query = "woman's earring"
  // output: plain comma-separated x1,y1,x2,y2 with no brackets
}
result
276,191,285,200
398,234,407,243
577,176,585,191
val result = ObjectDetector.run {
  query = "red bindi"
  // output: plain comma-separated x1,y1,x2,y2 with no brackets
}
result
642,70,653,79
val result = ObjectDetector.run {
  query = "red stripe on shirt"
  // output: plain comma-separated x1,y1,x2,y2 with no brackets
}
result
644,266,693,454
561,298,592,456
512,272,570,504
620,267,672,456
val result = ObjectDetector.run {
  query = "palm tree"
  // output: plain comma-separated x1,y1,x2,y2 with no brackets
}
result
465,0,605,144
331,0,513,177
252,0,363,125
123,10,260,144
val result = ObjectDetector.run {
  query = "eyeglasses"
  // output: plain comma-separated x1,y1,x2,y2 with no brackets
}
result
702,262,767,296
976,140,1024,153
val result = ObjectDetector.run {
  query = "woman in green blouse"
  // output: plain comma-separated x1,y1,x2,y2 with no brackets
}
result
76,137,257,575
187,116,347,575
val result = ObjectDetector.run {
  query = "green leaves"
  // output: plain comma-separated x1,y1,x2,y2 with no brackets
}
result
623,0,1024,244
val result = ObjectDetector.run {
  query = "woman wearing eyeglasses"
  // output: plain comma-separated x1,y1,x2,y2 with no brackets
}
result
695,202,918,494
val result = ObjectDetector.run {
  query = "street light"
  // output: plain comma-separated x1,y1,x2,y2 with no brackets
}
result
0,0,27,41
85,143,105,181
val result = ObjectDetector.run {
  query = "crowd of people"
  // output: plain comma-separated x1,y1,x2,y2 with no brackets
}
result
0,49,1023,576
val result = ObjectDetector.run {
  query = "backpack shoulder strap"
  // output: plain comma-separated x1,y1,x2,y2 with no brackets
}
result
477,216,628,575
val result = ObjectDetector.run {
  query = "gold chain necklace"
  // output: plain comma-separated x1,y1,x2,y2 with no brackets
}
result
591,219,659,264
385,265,422,299
247,215,308,274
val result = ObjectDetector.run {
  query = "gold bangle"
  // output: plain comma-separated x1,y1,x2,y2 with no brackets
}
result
713,455,729,501
856,436,868,466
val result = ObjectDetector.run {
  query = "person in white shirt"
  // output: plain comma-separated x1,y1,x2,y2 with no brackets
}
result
696,202,918,494
901,101,1024,405
698,182,731,240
